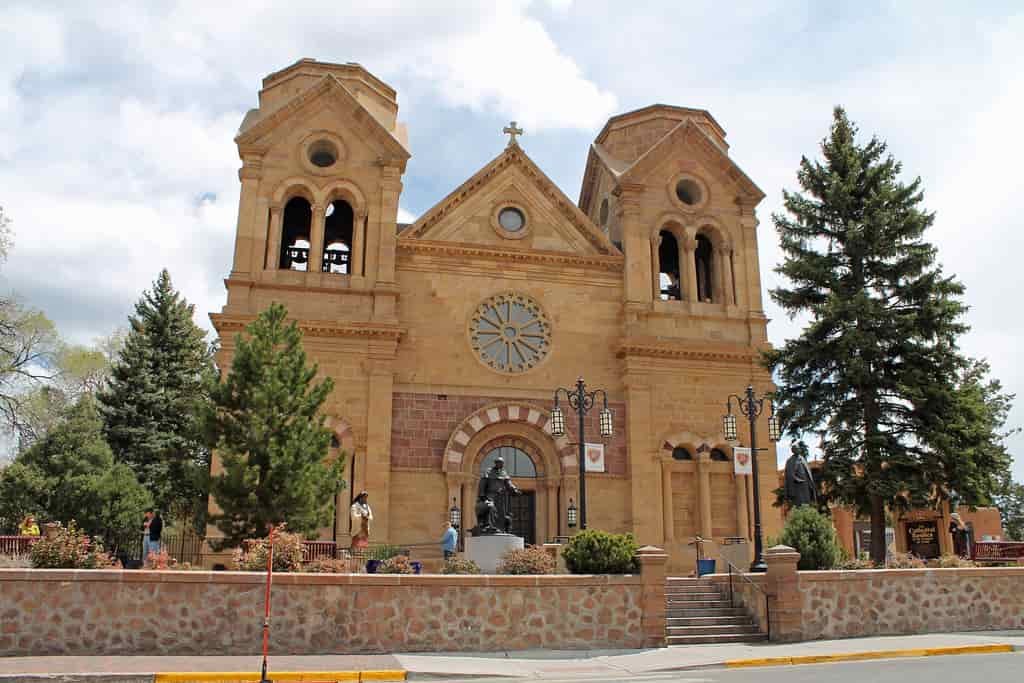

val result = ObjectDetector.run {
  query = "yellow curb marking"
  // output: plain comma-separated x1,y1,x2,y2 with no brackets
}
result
155,671,404,682
725,644,1014,669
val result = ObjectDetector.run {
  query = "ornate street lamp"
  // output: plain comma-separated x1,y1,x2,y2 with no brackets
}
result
551,377,613,530
449,497,461,530
724,385,780,573
567,499,578,529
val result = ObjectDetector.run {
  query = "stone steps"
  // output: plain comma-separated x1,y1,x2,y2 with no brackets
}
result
663,577,764,645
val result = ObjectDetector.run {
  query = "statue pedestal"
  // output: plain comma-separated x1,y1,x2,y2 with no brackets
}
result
466,534,524,573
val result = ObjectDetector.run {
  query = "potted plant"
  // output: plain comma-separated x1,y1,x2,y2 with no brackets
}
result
365,544,404,573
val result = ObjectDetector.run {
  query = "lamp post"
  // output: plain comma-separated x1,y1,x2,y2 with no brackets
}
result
723,385,780,573
550,377,614,531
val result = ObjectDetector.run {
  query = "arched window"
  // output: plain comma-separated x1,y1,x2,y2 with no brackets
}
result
710,448,729,462
279,196,312,271
323,199,354,274
658,230,681,301
671,446,692,461
480,446,537,478
695,234,715,302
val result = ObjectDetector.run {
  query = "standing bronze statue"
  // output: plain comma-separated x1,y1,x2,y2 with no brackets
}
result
784,446,817,508
473,457,521,535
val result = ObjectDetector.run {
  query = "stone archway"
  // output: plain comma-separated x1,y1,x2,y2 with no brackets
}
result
443,402,578,545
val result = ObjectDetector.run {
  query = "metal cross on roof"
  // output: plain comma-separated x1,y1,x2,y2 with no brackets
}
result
503,121,523,147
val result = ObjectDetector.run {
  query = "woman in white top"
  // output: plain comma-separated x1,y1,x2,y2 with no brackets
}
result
350,491,373,551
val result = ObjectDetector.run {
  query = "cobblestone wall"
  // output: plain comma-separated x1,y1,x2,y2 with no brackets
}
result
0,570,647,656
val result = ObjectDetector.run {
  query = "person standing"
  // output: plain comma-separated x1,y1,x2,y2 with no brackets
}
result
18,515,40,537
350,491,372,552
143,509,163,561
949,512,969,558
440,521,458,560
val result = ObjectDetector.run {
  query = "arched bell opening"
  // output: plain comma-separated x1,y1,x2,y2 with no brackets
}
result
279,196,312,271
323,199,354,274
658,230,682,301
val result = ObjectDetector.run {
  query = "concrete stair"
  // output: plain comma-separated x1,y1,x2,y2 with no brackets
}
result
665,578,767,645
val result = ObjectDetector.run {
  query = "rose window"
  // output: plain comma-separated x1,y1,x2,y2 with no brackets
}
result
470,293,551,373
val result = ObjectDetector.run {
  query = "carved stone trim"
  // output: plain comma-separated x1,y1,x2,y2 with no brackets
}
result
616,339,760,363
397,239,624,272
210,313,404,341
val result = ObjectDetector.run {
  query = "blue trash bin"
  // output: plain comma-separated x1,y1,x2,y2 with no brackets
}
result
697,558,716,576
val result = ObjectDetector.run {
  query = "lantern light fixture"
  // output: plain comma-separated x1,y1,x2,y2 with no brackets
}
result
549,405,566,438
449,497,461,530
723,413,738,442
567,499,578,528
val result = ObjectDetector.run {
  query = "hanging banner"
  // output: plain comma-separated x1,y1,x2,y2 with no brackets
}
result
584,443,605,472
733,447,752,475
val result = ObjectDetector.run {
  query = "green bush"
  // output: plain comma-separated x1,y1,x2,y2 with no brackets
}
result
442,557,481,575
777,506,843,570
888,551,926,569
29,521,118,569
232,530,305,572
562,530,639,574
377,555,415,574
497,546,555,575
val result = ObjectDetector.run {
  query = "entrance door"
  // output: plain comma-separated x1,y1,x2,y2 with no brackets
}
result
509,491,536,545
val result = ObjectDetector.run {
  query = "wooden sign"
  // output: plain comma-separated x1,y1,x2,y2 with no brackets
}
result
905,520,940,559
972,541,1024,563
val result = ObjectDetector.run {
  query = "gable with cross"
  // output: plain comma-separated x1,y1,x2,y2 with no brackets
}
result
503,121,523,147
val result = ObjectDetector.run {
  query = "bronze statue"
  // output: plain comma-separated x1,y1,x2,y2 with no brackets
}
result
473,457,521,535
784,444,817,507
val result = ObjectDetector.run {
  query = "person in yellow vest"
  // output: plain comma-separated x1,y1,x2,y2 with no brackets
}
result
18,515,40,537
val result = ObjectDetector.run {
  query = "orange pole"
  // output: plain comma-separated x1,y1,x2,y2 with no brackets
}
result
260,525,276,683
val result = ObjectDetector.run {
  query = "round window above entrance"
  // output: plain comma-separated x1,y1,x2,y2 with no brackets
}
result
498,207,525,232
480,446,537,478
308,139,338,168
469,292,551,374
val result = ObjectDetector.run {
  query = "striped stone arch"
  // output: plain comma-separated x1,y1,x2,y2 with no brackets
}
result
441,401,576,474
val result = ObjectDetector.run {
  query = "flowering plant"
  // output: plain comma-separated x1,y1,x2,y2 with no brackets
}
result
29,521,118,569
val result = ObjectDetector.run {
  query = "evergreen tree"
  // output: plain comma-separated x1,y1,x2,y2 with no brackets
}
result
97,269,215,522
994,478,1024,541
0,396,151,536
766,107,975,564
207,302,344,548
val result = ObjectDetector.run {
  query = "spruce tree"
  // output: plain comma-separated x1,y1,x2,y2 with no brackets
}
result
98,269,214,522
766,107,972,564
207,302,344,547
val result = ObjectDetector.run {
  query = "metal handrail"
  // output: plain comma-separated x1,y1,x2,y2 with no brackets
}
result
725,557,770,641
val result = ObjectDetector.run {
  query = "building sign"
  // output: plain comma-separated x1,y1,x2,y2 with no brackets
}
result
905,520,941,559
584,443,605,473
733,447,752,475
972,541,1024,563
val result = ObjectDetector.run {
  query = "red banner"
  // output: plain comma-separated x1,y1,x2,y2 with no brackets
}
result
971,541,1024,562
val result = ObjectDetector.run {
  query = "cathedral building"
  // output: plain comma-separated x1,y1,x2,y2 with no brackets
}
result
210,58,781,572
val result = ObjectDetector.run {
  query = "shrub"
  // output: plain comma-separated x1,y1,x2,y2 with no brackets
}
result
497,546,555,575
562,530,639,574
934,554,976,568
887,551,926,569
232,530,305,572
377,555,415,574
442,557,481,575
146,549,176,570
777,506,843,570
304,557,351,573
835,555,876,570
367,544,405,561
29,521,118,569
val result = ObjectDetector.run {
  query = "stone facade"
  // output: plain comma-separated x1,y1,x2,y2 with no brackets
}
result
208,58,782,572
0,561,667,656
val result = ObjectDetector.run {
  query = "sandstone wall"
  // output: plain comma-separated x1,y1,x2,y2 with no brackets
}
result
0,570,647,656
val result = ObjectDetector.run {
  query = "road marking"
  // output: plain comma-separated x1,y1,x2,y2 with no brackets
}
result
725,644,1014,668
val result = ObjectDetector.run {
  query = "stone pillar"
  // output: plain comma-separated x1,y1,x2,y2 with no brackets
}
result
363,358,395,540
735,474,749,541
618,184,653,305
546,480,560,540
676,232,690,302
309,202,326,274
682,233,698,304
351,210,366,277
230,156,262,277
265,204,283,271
637,545,668,647
696,451,713,540
661,460,675,544
625,380,663,544
650,235,661,300
719,244,735,305
765,544,802,642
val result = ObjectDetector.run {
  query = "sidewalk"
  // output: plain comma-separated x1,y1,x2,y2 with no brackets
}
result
1,632,1021,681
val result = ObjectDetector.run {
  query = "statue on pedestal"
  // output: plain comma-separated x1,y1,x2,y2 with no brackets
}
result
784,443,817,508
472,457,521,536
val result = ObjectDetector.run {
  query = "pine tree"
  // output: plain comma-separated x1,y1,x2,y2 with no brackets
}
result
97,269,215,523
206,302,344,548
766,107,973,564
0,396,151,536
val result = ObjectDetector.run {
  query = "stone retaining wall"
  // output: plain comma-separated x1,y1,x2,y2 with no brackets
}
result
763,545,1024,642
0,553,666,656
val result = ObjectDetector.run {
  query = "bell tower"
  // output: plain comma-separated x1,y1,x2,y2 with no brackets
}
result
221,58,411,324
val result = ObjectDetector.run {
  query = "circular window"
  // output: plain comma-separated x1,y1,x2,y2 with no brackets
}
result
599,198,610,226
498,207,525,232
470,293,551,374
308,140,338,168
675,178,703,206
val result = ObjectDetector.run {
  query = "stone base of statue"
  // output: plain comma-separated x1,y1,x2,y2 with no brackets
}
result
466,533,523,573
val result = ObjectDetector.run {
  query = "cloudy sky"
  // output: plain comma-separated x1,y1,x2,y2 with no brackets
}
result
1,1,1021,479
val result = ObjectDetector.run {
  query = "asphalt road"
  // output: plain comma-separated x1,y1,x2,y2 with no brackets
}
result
457,651,1023,683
